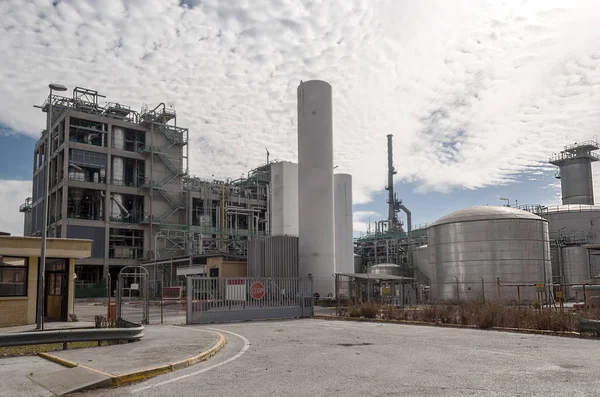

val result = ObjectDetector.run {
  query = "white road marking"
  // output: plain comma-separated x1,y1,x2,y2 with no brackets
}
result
130,328,250,393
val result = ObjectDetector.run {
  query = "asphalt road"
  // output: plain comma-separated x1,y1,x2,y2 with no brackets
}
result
75,319,600,397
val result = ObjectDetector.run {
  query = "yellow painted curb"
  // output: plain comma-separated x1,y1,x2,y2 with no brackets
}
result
110,332,226,387
37,331,227,388
38,352,79,368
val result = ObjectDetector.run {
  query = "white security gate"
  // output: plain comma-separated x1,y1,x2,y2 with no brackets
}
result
116,266,149,325
186,277,314,324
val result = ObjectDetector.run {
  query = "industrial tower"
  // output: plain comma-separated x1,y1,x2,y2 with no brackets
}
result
385,134,411,234
549,141,599,205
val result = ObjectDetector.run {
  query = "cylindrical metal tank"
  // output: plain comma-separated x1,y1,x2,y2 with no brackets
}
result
354,254,363,273
412,244,430,280
297,80,335,298
558,158,594,205
428,206,552,303
367,263,403,276
561,246,589,285
113,127,125,150
269,161,299,236
112,127,125,186
334,173,353,275
542,205,600,244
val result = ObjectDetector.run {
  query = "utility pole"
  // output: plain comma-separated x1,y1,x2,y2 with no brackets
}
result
37,83,67,330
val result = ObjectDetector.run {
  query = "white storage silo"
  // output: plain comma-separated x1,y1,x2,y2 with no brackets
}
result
297,80,335,298
334,173,353,275
270,161,299,236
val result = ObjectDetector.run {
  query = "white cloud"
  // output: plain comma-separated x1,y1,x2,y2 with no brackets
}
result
0,180,31,236
353,210,379,234
2,1,600,206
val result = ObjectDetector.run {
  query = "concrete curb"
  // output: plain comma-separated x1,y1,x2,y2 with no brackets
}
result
312,315,584,338
37,352,79,368
111,331,226,386
38,331,227,390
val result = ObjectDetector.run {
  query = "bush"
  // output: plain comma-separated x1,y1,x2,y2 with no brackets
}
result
340,301,589,333
348,303,380,318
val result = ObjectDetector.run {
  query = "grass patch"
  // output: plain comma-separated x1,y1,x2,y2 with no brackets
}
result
0,341,110,358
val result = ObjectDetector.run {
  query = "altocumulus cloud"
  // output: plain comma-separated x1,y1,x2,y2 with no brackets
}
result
2,0,600,214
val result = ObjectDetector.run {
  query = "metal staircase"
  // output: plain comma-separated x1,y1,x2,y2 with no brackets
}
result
139,103,189,226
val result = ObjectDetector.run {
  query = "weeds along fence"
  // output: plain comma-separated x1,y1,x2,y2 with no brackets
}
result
341,301,600,333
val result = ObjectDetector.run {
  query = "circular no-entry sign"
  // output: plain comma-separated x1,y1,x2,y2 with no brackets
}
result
249,281,265,300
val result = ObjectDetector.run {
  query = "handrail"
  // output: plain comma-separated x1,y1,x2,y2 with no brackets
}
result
516,204,600,215
0,325,144,347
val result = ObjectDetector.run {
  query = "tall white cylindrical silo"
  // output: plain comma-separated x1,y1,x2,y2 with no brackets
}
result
297,80,335,298
334,173,353,275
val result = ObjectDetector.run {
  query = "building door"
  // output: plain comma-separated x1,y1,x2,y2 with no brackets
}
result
45,259,69,322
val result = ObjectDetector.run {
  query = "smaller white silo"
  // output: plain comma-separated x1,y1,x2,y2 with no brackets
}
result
334,173,353,275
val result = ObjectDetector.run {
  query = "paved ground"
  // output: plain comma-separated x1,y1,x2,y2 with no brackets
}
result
0,356,64,397
0,325,220,396
73,319,600,397
47,325,218,375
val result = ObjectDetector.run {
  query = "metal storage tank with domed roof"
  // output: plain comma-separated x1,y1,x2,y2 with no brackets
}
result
428,206,552,302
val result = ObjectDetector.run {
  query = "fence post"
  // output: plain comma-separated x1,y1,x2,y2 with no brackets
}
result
454,276,459,305
186,276,192,325
497,277,502,301
480,277,485,303
300,278,305,318
107,274,111,321
116,279,121,321
335,274,339,316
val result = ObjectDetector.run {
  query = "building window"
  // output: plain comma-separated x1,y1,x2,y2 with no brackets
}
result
0,256,28,297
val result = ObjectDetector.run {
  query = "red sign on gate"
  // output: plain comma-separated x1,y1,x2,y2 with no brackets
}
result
249,281,265,300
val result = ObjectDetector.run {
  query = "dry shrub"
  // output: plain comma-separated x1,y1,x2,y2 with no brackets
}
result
470,304,498,329
578,307,600,320
348,303,380,318
418,304,457,324
341,301,595,333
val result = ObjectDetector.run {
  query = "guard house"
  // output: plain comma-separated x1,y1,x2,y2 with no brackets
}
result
0,235,92,327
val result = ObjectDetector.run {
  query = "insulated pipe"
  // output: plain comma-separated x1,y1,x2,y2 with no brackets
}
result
387,134,395,225
398,204,412,235
111,195,131,218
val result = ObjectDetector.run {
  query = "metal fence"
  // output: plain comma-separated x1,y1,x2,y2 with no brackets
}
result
428,280,600,308
186,277,314,324
73,276,112,326
334,274,421,307
334,273,600,309
116,266,149,325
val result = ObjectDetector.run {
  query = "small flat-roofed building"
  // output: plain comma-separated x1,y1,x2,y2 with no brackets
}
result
0,236,92,327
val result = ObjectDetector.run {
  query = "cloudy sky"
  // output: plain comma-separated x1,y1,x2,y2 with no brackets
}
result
2,0,600,236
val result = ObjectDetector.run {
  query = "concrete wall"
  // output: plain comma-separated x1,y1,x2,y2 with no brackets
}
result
270,161,299,236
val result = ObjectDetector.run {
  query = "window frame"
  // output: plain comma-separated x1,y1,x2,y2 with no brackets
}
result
0,256,29,298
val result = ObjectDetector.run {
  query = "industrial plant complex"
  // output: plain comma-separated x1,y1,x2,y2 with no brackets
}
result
18,80,600,305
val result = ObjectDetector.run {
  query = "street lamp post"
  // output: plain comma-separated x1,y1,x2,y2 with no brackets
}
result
36,83,67,330
499,197,510,207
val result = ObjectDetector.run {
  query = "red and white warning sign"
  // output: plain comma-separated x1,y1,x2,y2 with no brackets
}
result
249,281,265,300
